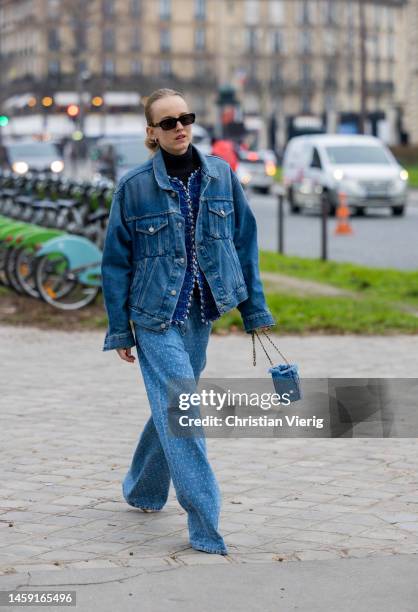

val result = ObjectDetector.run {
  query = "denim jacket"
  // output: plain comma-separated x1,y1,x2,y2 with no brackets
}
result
101,144,276,351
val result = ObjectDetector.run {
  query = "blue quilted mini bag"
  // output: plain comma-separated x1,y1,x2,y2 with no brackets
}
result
252,330,302,403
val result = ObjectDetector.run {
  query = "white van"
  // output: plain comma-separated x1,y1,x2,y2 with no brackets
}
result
282,134,408,216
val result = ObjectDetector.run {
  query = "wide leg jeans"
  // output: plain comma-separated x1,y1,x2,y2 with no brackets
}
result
122,294,228,555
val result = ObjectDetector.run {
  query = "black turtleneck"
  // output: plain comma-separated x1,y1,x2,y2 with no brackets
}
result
160,143,201,186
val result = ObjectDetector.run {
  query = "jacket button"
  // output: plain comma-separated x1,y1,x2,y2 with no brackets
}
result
220,210,225,216
177,222,182,228
171,289,177,295
179,257,185,263
170,191,177,198
148,226,155,233
160,323,166,329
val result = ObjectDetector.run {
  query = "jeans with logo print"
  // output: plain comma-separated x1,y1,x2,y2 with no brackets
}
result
122,294,228,555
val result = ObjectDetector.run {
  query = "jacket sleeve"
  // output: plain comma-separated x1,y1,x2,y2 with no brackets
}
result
230,166,277,333
101,184,136,351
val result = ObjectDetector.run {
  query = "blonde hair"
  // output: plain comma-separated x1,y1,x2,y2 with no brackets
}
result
144,88,186,154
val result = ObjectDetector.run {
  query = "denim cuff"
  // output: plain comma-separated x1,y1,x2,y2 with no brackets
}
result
102,329,136,352
243,311,276,333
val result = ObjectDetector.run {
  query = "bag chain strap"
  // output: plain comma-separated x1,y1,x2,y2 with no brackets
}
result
252,329,290,368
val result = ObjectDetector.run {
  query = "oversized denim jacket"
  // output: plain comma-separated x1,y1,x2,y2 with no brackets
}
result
101,144,276,351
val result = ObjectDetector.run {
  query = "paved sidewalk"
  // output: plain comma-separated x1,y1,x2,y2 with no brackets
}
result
1,325,418,609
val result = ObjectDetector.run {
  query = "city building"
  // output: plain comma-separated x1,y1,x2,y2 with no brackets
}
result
0,0,411,149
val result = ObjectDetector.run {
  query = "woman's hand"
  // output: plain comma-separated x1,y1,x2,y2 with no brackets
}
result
256,325,274,333
116,347,136,363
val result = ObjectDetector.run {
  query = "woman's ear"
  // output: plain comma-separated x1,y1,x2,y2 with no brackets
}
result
146,125,155,142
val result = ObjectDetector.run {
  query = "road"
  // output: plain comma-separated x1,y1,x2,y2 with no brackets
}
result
249,188,418,270
62,157,418,270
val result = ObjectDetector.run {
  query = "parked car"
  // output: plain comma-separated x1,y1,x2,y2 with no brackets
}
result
0,140,64,175
91,136,149,182
282,134,408,216
235,148,277,194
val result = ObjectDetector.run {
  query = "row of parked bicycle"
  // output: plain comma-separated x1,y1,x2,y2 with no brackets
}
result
0,171,109,310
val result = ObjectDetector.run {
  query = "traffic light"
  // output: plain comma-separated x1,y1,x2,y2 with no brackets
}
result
91,96,103,108
66,104,80,119
0,115,9,127
42,96,54,107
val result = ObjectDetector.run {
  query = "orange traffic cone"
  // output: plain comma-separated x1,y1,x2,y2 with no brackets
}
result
334,192,353,235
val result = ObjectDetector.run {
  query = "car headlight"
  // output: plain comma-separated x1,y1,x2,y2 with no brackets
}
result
400,169,408,181
333,169,344,181
265,162,276,177
12,161,29,175
50,160,64,173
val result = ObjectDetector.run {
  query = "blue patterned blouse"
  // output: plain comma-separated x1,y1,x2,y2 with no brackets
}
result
168,168,221,327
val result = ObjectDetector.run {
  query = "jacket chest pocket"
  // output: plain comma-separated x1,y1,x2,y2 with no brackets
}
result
135,214,170,257
206,199,234,239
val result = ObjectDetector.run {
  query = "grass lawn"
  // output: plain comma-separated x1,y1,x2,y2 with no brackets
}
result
405,165,418,189
232,252,418,335
1,253,417,335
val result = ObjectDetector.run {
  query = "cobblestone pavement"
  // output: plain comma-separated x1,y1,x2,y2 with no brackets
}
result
1,325,418,576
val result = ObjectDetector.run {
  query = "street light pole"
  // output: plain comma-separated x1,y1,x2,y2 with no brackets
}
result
359,0,367,134
70,0,87,157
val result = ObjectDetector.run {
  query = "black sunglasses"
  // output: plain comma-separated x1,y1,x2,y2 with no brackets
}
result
149,112,195,131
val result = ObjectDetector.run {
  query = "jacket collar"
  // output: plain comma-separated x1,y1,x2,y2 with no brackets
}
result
152,143,219,191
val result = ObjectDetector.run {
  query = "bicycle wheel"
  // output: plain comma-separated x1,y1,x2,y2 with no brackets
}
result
4,245,24,294
14,246,41,298
35,252,99,310
0,243,9,286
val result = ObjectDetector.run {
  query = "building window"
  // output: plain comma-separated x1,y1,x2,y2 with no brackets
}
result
160,0,171,20
271,30,283,54
131,27,141,51
131,0,141,17
48,59,60,75
269,0,284,25
131,60,142,75
325,0,337,25
195,0,205,20
298,0,311,26
103,28,115,51
245,28,257,53
387,7,394,32
103,58,114,76
301,62,310,82
347,1,354,27
160,28,171,52
195,28,205,51
160,59,172,76
299,30,311,54
248,61,257,81
74,25,87,51
78,59,88,74
324,30,336,55
271,63,282,84
388,33,394,59
373,4,381,30
245,0,259,25
103,0,114,17
48,29,60,51
47,0,60,18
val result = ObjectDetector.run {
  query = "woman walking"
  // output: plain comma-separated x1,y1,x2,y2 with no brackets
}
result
101,88,276,555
